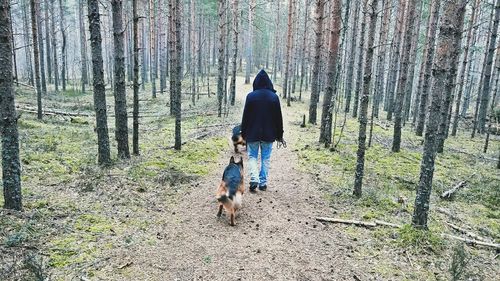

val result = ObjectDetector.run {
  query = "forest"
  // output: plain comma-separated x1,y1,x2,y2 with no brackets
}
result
0,0,499,279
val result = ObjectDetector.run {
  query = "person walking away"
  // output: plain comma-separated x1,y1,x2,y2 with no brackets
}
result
241,69,284,192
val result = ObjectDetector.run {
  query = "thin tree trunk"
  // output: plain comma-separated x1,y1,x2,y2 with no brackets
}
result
149,0,156,99
412,0,467,229
79,0,88,93
484,41,500,153
344,2,360,113
50,0,58,91
216,0,225,117
272,0,280,82
174,0,182,149
373,0,389,119
141,20,147,90
59,0,66,91
354,0,378,198
352,0,368,118
298,0,310,101
318,0,341,145
22,1,34,86
478,0,500,133
36,0,46,95
133,0,139,155
308,0,325,124
229,0,239,106
284,0,295,106
385,0,407,121
244,0,255,84
30,0,42,119
415,0,441,136
1,0,22,210
451,0,480,136
392,0,417,152
88,0,111,166
112,0,130,159
44,0,52,84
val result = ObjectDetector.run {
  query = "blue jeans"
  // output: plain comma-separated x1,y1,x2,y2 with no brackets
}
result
247,141,273,187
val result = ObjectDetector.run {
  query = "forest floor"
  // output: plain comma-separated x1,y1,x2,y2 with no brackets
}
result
1,76,499,281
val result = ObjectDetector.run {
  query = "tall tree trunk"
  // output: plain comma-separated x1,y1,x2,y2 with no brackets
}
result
373,0,389,119
345,1,362,112
483,56,499,153
272,0,280,82
1,0,22,210
318,0,341,145
402,0,423,123
149,0,156,98
283,0,295,106
190,0,197,105
436,0,467,153
229,0,239,106
22,1,34,85
412,0,467,229
298,0,310,101
244,0,255,84
352,0,367,118
478,0,500,133
112,0,130,159
392,0,417,152
141,20,147,90
44,0,52,84
133,0,139,155
169,0,182,150
30,0,42,119
354,0,378,198
88,0,111,166
307,0,325,124
216,0,225,117
415,0,441,136
385,0,407,121
36,0,46,95
50,0,58,91
451,0,479,136
79,0,88,93
59,0,66,91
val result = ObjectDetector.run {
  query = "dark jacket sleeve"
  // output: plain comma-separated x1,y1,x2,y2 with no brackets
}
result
241,96,250,139
274,96,284,140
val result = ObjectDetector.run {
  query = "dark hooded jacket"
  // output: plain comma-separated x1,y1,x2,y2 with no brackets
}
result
241,70,284,142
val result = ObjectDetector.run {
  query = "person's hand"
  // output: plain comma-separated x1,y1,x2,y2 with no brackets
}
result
276,138,287,149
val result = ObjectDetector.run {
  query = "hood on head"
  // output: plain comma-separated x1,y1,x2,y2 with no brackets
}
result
252,69,276,92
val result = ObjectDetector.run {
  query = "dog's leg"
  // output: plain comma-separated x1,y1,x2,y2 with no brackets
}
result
217,204,223,217
230,210,235,226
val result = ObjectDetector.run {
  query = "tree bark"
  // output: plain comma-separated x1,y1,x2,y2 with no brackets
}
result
392,0,417,152
244,0,255,84
59,0,66,91
36,0,46,95
415,0,441,136
451,0,480,136
352,0,368,118
385,0,407,121
216,0,225,117
413,0,466,229
344,2,360,113
149,0,157,99
229,0,239,106
44,0,52,84
133,0,139,155
1,0,22,210
22,1,34,86
477,0,500,133
318,0,341,145
307,0,325,124
88,0,111,166
298,0,310,101
283,0,295,106
354,0,378,198
373,0,389,119
50,0,59,91
30,0,42,120
79,0,88,93
112,0,130,159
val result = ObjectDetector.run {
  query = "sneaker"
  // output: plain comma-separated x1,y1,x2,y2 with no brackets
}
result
249,182,258,193
258,185,267,191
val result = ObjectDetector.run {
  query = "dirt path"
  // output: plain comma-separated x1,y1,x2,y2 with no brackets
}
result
107,82,360,280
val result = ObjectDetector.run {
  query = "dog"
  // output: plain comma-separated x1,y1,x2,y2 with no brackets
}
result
231,125,246,153
216,156,244,226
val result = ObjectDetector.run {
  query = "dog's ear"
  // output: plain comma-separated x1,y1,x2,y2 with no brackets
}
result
230,156,235,164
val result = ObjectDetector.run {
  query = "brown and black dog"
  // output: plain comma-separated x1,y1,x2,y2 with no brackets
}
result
216,156,244,226
231,125,246,153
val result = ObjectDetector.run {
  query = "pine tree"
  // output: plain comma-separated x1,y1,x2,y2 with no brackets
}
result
307,0,325,124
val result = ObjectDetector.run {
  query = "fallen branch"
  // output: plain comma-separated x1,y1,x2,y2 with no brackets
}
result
315,217,376,227
441,234,500,250
445,222,486,242
16,105,92,117
441,181,467,199
374,220,402,228
375,122,389,131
